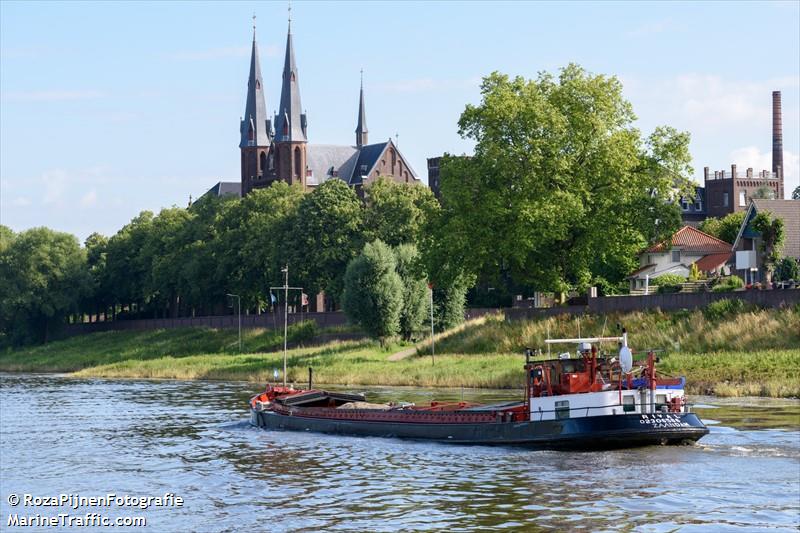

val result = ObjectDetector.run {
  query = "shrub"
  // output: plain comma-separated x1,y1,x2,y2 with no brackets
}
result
712,275,744,293
287,320,319,344
651,273,686,286
703,298,751,321
652,273,684,293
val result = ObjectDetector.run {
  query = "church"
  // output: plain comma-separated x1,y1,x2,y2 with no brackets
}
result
206,19,420,199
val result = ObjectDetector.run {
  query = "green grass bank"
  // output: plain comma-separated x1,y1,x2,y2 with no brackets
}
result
1,305,798,397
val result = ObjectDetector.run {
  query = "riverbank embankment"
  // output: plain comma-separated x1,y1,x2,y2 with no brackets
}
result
1,304,798,397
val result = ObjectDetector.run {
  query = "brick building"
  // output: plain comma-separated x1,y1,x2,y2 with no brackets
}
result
681,91,785,225
234,21,419,198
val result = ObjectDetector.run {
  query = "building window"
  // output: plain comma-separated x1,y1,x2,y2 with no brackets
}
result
672,250,680,262
723,192,729,207
360,164,368,174
694,197,703,211
259,152,267,173
255,80,261,90
739,190,746,207
294,147,301,179
555,400,570,420
681,198,689,211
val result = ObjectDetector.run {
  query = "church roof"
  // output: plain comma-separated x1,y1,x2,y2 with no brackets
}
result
203,181,242,199
349,141,389,185
239,32,270,149
274,25,306,142
305,144,359,186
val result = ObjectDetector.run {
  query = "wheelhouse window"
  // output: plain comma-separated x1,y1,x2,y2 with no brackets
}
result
555,400,570,420
623,396,636,413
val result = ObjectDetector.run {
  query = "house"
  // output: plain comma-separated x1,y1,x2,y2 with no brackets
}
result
628,226,733,290
731,199,800,283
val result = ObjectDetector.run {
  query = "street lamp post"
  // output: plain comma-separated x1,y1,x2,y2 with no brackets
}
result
428,283,435,366
226,293,241,353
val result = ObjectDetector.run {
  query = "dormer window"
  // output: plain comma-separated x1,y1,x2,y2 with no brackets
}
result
360,164,368,173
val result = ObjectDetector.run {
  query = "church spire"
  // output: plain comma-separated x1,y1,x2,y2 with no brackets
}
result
274,19,307,142
355,69,368,147
239,14,270,149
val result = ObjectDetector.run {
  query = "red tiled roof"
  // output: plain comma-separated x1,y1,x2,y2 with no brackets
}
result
647,226,732,254
692,253,732,273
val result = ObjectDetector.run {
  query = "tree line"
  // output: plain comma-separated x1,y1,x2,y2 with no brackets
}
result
2,64,697,345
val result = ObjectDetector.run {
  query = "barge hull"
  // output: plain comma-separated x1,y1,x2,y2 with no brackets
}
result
250,410,708,450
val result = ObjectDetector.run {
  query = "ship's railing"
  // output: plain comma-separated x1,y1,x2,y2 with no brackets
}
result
530,402,691,421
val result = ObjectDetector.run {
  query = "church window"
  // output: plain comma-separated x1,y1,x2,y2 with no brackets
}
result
294,147,301,179
256,80,261,90
259,152,267,173
390,149,397,171
248,126,254,141
290,72,296,82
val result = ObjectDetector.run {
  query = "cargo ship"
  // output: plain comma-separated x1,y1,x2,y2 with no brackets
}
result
249,331,708,449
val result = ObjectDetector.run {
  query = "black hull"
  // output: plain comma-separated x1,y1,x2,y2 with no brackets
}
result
250,409,709,450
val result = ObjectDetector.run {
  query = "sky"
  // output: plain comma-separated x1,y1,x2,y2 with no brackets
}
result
1,0,799,242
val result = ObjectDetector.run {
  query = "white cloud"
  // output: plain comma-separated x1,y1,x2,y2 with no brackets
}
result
42,169,68,205
377,77,480,93
2,90,105,102
626,18,685,37
728,145,800,197
624,74,799,130
79,190,98,207
165,46,251,61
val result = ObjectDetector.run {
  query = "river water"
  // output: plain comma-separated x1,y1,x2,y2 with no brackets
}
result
1,373,798,532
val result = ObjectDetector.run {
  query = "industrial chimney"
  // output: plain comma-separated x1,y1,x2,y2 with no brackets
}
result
772,91,784,199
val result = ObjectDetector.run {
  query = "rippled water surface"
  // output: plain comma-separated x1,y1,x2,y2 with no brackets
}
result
1,373,798,532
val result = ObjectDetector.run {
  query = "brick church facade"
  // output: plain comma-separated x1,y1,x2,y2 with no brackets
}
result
238,21,420,198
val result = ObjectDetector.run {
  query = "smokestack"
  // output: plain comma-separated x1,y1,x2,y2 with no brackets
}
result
772,91,784,198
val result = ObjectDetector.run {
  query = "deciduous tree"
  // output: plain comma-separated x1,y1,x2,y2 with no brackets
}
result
342,240,402,344
425,67,693,293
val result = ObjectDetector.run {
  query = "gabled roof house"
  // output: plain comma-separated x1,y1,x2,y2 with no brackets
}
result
628,226,733,289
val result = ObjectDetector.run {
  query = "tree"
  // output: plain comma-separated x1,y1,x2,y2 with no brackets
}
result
751,211,785,286
0,228,91,344
0,225,14,254
363,177,439,247
793,185,800,201
341,240,402,344
424,67,693,294
394,244,428,340
774,257,799,282
104,211,155,316
753,186,776,200
214,183,303,312
434,276,470,330
83,232,110,321
285,180,364,302
698,211,745,244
